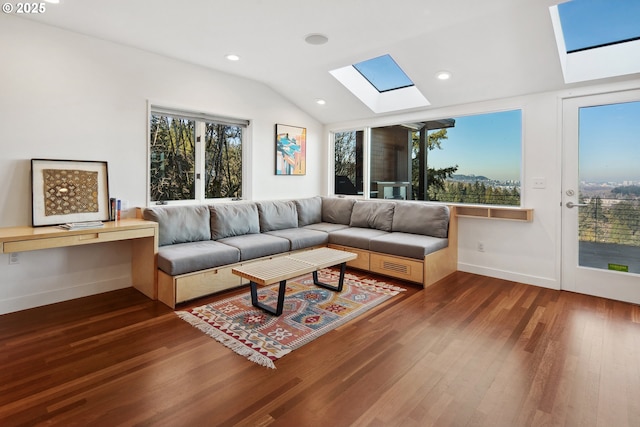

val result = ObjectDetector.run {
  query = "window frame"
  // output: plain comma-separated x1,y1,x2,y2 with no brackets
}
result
147,103,250,206
331,107,524,207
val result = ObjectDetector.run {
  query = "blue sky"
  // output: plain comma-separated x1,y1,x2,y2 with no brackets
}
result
353,54,414,92
579,101,640,183
558,0,640,52
426,102,640,184
428,110,522,182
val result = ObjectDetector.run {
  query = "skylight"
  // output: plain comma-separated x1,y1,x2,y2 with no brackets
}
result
550,0,640,83
557,0,640,53
352,54,414,93
330,54,429,114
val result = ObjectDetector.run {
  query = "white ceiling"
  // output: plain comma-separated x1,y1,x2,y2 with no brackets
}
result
20,0,637,124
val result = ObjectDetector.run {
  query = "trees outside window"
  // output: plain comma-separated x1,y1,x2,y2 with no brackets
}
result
149,108,247,203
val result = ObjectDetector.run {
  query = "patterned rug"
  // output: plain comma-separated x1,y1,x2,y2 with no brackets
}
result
176,269,405,369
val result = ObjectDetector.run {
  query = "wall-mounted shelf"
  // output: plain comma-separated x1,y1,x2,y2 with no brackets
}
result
455,206,533,222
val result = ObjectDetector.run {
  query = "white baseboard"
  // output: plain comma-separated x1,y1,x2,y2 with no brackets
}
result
457,262,560,290
0,277,131,315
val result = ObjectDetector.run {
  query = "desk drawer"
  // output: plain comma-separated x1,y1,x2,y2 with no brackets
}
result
3,228,155,253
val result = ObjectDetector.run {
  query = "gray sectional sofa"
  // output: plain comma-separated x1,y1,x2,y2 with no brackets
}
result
143,197,457,308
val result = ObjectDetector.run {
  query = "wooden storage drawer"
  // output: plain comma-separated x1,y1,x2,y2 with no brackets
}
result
328,244,370,270
370,253,423,283
175,267,241,303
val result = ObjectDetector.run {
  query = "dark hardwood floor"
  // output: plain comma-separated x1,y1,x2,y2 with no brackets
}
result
1,270,639,427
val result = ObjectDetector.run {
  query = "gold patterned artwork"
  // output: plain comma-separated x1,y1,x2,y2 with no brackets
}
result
43,169,99,216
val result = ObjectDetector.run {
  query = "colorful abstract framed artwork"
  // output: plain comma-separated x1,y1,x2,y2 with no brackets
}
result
31,159,110,226
275,124,306,175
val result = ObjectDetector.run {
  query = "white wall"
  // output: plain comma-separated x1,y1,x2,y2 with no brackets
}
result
325,79,640,291
0,15,323,314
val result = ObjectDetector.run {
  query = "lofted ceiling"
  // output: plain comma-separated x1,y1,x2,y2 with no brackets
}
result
18,0,635,124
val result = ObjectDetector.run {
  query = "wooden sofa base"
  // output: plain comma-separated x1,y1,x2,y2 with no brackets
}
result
157,246,325,309
328,243,457,287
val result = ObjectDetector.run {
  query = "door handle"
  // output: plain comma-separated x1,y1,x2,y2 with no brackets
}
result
566,201,588,208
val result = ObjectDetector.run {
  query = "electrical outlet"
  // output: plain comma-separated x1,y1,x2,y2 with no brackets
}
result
9,253,20,265
532,177,546,189
477,241,485,252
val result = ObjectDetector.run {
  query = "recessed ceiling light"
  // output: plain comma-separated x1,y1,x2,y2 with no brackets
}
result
316,99,326,105
305,34,329,45
436,71,451,80
225,54,240,61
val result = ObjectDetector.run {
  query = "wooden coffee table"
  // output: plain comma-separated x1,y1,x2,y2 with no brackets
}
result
231,247,357,316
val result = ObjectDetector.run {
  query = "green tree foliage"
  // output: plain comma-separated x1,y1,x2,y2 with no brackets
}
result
334,131,357,185
578,197,640,247
204,123,242,199
149,115,195,201
612,185,640,197
428,181,520,205
149,115,242,201
411,129,458,198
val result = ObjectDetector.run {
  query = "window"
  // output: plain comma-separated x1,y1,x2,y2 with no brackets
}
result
334,130,364,196
149,106,248,203
334,110,522,206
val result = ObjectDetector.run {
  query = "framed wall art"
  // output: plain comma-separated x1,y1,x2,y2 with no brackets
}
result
275,123,306,175
31,159,110,227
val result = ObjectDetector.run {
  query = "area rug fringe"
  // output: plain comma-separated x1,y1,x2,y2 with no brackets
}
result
176,310,277,369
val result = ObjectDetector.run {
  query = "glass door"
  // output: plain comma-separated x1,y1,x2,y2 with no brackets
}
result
561,90,640,303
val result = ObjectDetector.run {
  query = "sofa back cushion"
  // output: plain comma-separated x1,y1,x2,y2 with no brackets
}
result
294,196,322,226
256,200,298,232
392,202,449,238
143,205,211,246
349,201,395,232
210,203,260,240
321,197,356,225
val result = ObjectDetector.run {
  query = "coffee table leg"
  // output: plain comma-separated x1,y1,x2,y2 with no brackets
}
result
250,280,287,316
313,262,347,292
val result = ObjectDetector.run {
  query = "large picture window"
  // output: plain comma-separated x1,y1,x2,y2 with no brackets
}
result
149,106,248,203
334,109,522,206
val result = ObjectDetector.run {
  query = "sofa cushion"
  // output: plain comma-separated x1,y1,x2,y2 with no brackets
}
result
369,232,448,260
157,240,240,275
218,234,291,261
294,196,322,226
256,200,298,232
328,227,389,250
143,205,210,246
349,201,395,231
392,202,449,238
210,203,260,240
266,228,329,251
303,222,350,233
321,197,356,225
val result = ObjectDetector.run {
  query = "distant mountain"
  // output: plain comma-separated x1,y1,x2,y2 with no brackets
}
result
450,174,490,181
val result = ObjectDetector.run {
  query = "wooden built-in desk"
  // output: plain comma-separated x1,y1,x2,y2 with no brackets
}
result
0,219,159,300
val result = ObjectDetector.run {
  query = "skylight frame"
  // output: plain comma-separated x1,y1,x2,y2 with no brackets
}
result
330,54,429,114
549,3,640,84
